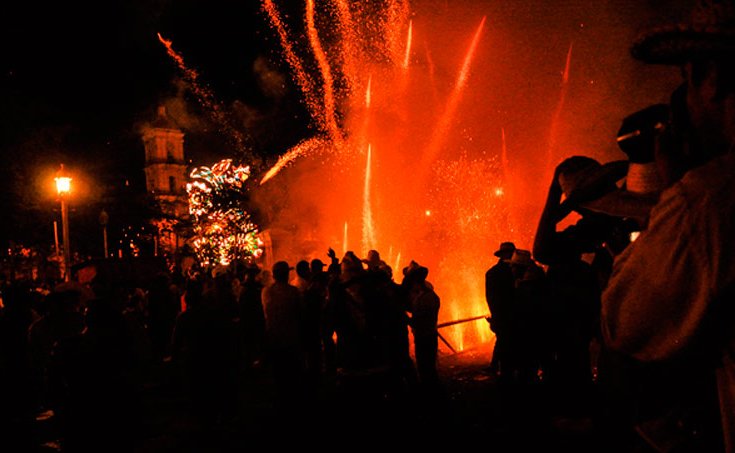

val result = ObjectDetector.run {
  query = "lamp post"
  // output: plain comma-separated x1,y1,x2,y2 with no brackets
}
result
55,165,72,281
99,209,109,258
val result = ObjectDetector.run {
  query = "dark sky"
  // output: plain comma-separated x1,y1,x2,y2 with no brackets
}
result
0,0,310,251
0,0,691,253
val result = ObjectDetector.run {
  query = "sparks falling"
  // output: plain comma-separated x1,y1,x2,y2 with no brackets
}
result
260,1,513,351
362,145,377,255
157,33,250,159
403,20,413,70
546,42,574,180
260,137,328,185
306,0,343,146
418,16,487,182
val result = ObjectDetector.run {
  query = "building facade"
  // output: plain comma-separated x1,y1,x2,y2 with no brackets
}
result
142,106,189,258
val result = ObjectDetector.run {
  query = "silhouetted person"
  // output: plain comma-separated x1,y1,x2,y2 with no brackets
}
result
485,241,516,376
51,296,142,452
171,277,238,427
238,263,266,370
292,259,311,294
405,261,440,390
303,259,328,386
262,261,305,410
28,288,84,412
147,272,180,362
0,283,37,451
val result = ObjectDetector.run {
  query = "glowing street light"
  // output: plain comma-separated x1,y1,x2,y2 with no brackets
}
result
55,165,72,281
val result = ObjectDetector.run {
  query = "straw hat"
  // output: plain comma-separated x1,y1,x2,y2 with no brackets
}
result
556,156,657,223
632,0,735,64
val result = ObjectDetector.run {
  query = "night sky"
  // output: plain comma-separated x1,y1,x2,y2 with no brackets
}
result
0,0,691,254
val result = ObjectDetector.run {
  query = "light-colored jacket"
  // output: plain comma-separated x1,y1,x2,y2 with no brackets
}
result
602,151,735,452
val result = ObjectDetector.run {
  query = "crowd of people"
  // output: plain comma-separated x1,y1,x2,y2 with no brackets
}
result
0,247,446,450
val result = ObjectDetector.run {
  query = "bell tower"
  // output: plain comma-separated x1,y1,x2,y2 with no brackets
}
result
142,105,188,218
142,105,189,259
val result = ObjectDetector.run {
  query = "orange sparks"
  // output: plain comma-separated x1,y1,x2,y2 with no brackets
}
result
365,75,372,109
546,42,574,181
157,32,248,155
262,0,321,128
418,16,487,180
306,0,343,146
333,0,359,100
259,137,326,185
403,20,413,70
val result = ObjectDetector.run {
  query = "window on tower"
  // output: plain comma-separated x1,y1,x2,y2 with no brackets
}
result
166,142,175,162
169,176,176,193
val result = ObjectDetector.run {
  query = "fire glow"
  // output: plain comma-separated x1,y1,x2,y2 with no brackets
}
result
255,0,532,352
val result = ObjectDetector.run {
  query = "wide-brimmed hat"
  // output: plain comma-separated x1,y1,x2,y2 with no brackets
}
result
493,242,516,258
510,249,532,267
632,0,735,64
402,260,428,280
556,156,657,223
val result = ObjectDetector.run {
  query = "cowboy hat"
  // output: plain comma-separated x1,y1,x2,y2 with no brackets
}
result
632,0,735,64
510,249,533,267
556,156,658,224
493,242,516,258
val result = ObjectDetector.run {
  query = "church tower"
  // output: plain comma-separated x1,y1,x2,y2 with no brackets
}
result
142,105,189,258
142,105,188,218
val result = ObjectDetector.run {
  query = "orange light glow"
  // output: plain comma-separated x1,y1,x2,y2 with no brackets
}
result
55,176,71,196
259,3,521,352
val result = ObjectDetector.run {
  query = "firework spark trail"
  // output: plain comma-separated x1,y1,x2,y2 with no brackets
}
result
332,0,359,101
361,144,377,255
546,42,574,181
402,20,413,70
394,251,401,276
343,221,348,256
501,127,509,183
262,0,323,129
418,16,486,182
365,75,372,109
306,0,343,146
385,0,411,64
259,137,327,185
157,33,249,157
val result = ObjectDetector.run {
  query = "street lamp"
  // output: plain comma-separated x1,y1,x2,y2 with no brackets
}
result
99,209,109,258
55,165,72,281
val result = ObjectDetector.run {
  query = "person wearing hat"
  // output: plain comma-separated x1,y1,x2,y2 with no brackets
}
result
404,261,441,390
532,157,624,421
484,241,516,375
601,1,735,451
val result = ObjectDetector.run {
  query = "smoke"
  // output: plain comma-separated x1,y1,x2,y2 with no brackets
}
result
254,56,287,99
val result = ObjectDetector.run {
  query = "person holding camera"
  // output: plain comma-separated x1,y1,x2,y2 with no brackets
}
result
601,1,735,451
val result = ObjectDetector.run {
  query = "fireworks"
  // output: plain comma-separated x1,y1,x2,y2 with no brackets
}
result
186,159,263,267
